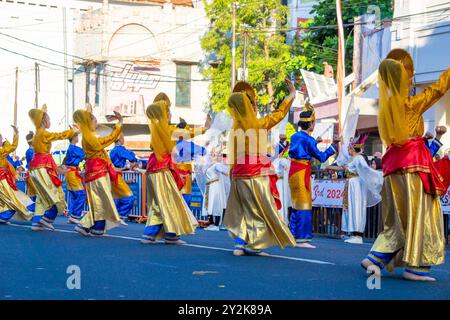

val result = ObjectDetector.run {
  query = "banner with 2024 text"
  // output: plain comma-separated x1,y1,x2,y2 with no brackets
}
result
312,179,450,214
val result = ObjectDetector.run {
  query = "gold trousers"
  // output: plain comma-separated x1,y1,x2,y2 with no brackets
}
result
29,168,66,216
145,170,198,239
224,175,296,251
79,176,121,231
0,180,32,221
371,172,446,266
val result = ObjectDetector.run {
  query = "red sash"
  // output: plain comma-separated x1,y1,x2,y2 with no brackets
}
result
434,157,450,191
29,153,62,187
0,167,18,191
232,155,281,210
382,137,445,196
288,159,312,192
84,158,119,186
146,153,184,191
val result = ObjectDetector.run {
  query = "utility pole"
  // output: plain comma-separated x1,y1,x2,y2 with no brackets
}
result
241,24,249,82
336,0,345,136
34,62,40,109
63,6,69,130
14,67,18,127
231,1,236,90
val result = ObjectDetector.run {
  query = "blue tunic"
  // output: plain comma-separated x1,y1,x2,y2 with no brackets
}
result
427,138,443,157
289,131,337,162
110,145,137,168
175,140,206,163
65,144,85,167
7,155,22,168
25,147,34,169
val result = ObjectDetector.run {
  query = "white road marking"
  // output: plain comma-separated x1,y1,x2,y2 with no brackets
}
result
9,223,336,266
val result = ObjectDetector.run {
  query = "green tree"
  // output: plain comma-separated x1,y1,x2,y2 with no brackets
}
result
202,0,294,113
299,0,393,76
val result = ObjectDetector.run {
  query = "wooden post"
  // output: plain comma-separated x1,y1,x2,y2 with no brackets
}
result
14,67,18,126
231,1,236,91
336,0,345,135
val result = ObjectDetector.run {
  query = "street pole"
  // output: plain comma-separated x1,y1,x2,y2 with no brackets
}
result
242,25,248,82
34,62,39,109
336,0,345,136
14,67,18,127
231,1,236,90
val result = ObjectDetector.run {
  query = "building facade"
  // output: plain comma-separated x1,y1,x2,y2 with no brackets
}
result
73,0,210,150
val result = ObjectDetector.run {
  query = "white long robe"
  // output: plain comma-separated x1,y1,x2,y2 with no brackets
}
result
273,157,291,224
205,163,229,217
342,155,383,233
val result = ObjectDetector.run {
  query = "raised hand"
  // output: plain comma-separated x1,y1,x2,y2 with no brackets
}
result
285,79,296,97
11,125,18,135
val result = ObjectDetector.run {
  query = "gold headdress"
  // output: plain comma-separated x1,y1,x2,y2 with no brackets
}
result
28,104,48,129
232,81,256,106
299,100,315,122
73,104,103,151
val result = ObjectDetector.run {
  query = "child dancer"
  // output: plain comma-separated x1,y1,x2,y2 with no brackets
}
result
25,131,36,213
73,106,124,237
64,133,87,224
28,104,76,231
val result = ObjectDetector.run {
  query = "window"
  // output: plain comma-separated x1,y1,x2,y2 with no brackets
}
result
175,64,191,108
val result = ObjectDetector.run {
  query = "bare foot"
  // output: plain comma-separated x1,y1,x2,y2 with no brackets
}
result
31,225,45,231
74,226,90,237
295,243,316,249
165,239,186,245
361,258,381,276
141,239,157,244
39,220,55,231
67,217,80,224
403,272,436,282
233,249,245,256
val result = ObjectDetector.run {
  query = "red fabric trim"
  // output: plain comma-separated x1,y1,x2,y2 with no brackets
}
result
146,153,184,191
0,167,18,190
232,155,281,210
288,160,312,192
382,137,445,196
434,157,450,191
29,153,62,187
84,158,119,186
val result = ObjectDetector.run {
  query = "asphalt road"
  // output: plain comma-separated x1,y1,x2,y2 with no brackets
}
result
1,217,450,300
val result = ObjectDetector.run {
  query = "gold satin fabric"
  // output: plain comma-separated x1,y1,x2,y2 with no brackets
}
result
145,170,198,238
79,175,121,231
65,168,84,191
27,178,36,197
371,172,445,266
29,167,66,216
227,92,294,165
0,180,32,221
288,159,312,211
378,61,450,147
224,175,296,251
111,174,133,199
0,134,18,168
33,128,75,154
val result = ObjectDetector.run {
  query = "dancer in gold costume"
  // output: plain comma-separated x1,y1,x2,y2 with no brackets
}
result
28,104,76,231
0,125,33,223
224,80,297,256
73,106,124,236
141,93,199,244
361,49,450,281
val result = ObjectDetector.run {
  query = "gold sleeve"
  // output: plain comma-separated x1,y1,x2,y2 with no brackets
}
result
410,68,450,115
43,129,76,143
1,135,18,155
258,95,294,130
98,124,122,149
188,126,207,137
